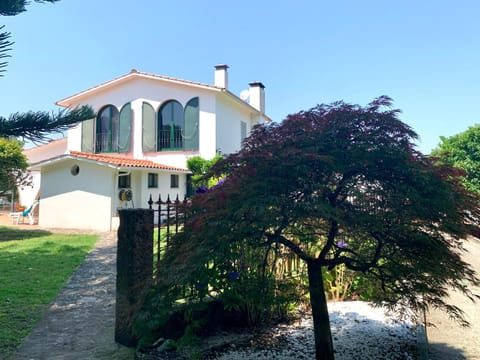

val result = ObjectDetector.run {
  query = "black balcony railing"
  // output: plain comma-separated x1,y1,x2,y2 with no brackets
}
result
96,132,119,153
159,128,183,150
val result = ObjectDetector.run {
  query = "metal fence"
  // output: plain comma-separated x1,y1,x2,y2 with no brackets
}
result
146,193,304,282
147,194,188,268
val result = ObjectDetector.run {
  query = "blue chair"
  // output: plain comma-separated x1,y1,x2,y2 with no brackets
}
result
10,199,40,225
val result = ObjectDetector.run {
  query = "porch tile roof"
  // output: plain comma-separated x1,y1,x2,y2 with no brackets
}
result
69,151,190,172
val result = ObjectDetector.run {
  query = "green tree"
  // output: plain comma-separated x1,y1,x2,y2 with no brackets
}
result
1,1,59,74
0,137,29,196
0,25,13,75
431,124,480,194
161,97,480,360
0,107,94,143
0,0,93,200
1,0,93,142
186,154,223,188
0,0,59,16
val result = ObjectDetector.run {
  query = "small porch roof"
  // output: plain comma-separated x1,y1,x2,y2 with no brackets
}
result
28,151,191,174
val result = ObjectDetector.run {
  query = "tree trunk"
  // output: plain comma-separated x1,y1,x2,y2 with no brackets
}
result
307,260,335,360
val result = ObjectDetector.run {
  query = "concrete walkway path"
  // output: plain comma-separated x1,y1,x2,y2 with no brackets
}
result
11,231,135,360
426,237,480,360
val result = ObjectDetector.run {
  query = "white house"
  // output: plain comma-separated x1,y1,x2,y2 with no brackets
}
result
22,137,67,207
26,65,270,231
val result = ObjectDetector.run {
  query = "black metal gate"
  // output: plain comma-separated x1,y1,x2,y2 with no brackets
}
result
147,194,188,267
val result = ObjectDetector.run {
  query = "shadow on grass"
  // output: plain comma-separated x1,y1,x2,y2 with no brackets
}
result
0,226,52,241
0,235,98,359
428,342,468,360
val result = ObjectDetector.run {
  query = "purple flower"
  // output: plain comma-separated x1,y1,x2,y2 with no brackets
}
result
336,241,348,249
195,185,209,194
227,271,240,280
212,179,226,188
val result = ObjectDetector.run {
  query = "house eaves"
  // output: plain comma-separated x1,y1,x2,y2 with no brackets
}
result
28,151,190,174
55,69,223,108
222,89,273,123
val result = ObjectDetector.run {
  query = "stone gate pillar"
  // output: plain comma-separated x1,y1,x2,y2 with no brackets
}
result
115,208,154,346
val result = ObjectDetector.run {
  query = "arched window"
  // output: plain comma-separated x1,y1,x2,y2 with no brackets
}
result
141,97,200,152
158,100,183,151
92,104,131,153
96,105,119,152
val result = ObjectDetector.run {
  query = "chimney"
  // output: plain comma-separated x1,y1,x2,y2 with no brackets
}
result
248,82,265,113
214,64,229,89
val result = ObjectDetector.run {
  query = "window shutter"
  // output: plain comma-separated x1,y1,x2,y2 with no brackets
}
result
81,118,94,153
142,102,156,152
241,121,247,143
118,103,132,152
184,97,199,151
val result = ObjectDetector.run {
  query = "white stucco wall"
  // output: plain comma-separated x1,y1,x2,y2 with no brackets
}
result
141,172,187,202
68,125,82,152
21,138,68,206
141,171,187,224
40,191,112,231
215,96,254,155
39,159,115,231
198,97,218,160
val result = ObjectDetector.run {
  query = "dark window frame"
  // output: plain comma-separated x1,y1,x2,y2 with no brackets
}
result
170,174,179,188
93,103,131,154
158,100,184,151
118,173,131,189
96,105,119,153
148,173,158,188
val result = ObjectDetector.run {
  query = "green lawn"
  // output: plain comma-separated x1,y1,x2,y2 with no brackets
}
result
0,227,98,358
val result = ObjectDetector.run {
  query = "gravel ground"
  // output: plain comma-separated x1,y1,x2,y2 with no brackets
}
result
145,301,418,360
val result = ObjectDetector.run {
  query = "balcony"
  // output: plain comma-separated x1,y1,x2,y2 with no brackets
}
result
96,132,119,153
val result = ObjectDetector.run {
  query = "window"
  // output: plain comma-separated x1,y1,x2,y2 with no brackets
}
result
142,97,199,152
97,105,119,153
148,173,158,188
118,173,131,188
159,100,183,150
70,164,80,176
81,103,131,154
170,174,179,188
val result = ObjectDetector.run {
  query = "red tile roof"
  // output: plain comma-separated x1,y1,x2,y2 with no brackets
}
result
69,151,189,172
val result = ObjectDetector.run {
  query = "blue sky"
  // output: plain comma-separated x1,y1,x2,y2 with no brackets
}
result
1,0,480,154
